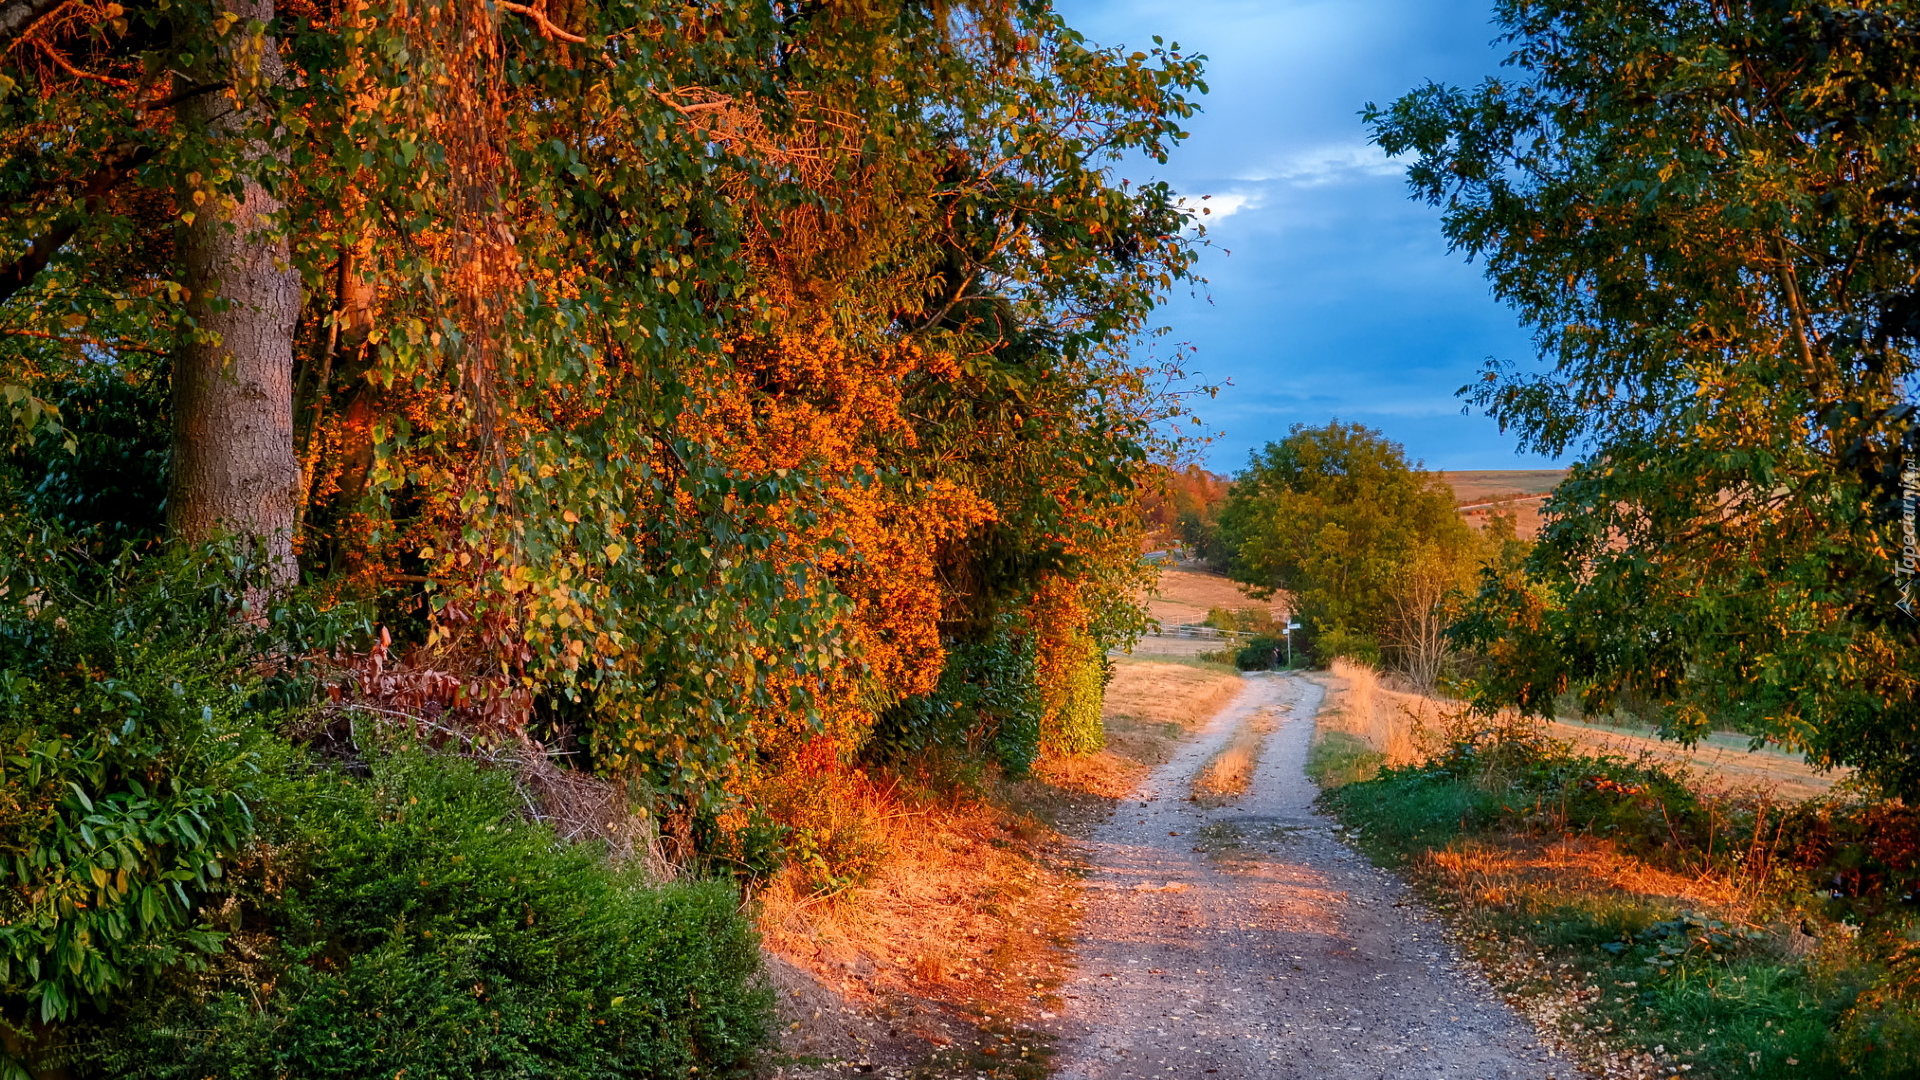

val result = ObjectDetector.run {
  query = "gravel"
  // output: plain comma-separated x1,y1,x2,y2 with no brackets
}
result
1040,673,1583,1079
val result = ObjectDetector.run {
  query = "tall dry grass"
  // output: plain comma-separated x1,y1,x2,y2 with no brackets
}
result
1316,658,1450,767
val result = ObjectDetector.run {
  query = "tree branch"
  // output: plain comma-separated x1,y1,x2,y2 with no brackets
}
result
34,36,136,89
0,0,66,53
0,141,152,307
497,0,585,44
0,327,168,357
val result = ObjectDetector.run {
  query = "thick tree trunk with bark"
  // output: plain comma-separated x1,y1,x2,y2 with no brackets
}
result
169,0,301,590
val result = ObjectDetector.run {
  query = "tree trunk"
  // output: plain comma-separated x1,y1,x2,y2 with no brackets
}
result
169,0,301,590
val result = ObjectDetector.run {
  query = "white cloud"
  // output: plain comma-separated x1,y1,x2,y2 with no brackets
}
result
1242,142,1403,187
1178,190,1262,222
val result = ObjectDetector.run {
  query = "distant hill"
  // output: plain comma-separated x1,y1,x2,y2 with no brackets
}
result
1438,469,1568,539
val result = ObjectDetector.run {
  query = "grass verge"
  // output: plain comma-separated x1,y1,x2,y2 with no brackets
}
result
1317,731,1920,1080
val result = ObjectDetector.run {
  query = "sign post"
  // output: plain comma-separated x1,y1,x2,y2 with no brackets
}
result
1283,621,1301,668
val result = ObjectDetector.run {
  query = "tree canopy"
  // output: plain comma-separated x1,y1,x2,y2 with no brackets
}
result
1371,0,1920,794
1212,421,1478,671
0,0,1210,1030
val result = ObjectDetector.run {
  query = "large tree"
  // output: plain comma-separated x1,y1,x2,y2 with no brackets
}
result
0,0,1202,795
1372,0,1920,794
1215,421,1476,670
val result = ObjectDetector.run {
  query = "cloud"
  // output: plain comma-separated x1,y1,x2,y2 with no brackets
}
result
1242,142,1403,187
1178,190,1263,222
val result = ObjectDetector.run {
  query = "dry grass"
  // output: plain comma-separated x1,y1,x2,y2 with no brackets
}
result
1549,719,1846,802
1100,658,1244,770
1189,706,1277,806
1425,833,1749,923
1439,469,1565,539
758,656,1246,1074
757,772,1082,1018
1141,564,1279,627
1309,658,1445,768
1311,660,1839,802
1439,468,1567,504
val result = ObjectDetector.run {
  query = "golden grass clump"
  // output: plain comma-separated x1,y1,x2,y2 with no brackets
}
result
1190,705,1279,805
1315,658,1445,767
755,768,1078,1016
1100,658,1244,769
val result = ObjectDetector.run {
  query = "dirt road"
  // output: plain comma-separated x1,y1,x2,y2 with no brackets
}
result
1046,673,1574,1079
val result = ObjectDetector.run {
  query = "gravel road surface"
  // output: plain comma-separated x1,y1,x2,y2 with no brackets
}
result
1047,673,1576,1079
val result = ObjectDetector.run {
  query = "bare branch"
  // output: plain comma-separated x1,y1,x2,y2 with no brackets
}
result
34,36,135,89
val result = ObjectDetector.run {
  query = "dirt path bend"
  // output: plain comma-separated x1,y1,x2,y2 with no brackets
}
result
1047,673,1575,1079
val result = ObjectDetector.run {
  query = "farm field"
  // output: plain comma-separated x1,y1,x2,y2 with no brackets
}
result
1128,562,1278,658
1549,717,1846,802
1439,469,1568,538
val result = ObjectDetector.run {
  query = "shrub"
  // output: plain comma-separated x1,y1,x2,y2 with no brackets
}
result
0,532,334,1027
1233,634,1284,671
82,751,773,1079
1203,606,1273,634
875,620,1044,777
1044,634,1106,755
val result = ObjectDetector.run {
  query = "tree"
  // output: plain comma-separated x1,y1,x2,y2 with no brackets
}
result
1371,0,1920,795
0,0,1204,792
168,0,301,589
1215,421,1475,671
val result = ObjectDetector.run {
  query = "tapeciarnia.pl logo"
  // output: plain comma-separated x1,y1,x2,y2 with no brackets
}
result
1901,457,1919,618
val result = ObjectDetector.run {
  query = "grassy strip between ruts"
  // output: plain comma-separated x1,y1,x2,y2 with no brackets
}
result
1314,728,1920,1080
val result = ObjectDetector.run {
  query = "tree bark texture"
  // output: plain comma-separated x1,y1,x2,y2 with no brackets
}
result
169,0,301,590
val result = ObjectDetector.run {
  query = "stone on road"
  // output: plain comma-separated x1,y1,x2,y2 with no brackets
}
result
1048,673,1573,1079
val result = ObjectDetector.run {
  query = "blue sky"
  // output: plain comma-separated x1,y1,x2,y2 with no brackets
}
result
1052,0,1559,473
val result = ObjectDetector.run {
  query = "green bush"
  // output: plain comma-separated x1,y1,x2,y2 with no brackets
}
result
875,618,1044,777
1045,634,1106,755
1233,634,1284,671
0,532,333,1026
1203,606,1273,634
83,751,773,1079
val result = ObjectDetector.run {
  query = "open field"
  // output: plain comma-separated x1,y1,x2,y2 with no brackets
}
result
1140,562,1275,628
1307,660,1841,802
1126,561,1280,659
1549,717,1847,802
1440,469,1568,539
1439,469,1569,504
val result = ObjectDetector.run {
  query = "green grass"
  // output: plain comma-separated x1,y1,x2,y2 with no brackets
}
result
1320,756,1920,1079
1303,730,1388,791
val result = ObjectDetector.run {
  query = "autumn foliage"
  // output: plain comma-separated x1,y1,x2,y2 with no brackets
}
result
0,0,1207,1059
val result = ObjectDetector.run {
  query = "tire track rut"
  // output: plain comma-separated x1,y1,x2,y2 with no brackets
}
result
1043,672,1577,1079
